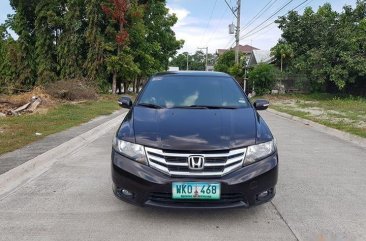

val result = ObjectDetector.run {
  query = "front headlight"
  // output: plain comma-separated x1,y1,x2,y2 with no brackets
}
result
243,140,276,166
113,137,148,165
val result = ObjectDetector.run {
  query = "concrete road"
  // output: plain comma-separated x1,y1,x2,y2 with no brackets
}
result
0,111,365,241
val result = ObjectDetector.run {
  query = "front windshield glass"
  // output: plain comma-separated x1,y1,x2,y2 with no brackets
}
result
138,75,249,108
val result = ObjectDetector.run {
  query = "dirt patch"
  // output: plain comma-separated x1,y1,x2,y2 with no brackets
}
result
303,107,325,116
355,121,366,128
275,99,298,107
322,117,354,125
327,110,346,116
271,97,366,130
302,100,319,105
0,87,57,115
45,80,98,101
0,102,15,113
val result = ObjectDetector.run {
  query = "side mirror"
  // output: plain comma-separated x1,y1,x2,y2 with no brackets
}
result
253,99,270,111
118,96,133,109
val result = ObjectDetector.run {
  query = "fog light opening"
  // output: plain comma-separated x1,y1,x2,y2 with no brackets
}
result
122,189,133,196
117,188,134,199
256,188,273,201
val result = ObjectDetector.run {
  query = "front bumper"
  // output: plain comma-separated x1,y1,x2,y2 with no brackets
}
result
111,150,278,209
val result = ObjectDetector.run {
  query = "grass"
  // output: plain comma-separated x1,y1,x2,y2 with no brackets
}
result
0,96,121,155
257,93,366,138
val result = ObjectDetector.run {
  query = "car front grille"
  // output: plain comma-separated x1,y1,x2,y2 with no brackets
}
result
145,147,247,177
150,192,245,204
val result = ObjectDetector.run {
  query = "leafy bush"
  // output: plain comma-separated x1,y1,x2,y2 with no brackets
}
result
45,79,98,101
248,63,279,95
214,51,235,73
214,51,245,78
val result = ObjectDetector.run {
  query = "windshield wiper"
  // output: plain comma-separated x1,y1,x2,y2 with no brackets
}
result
137,103,163,109
188,105,238,109
173,105,209,109
172,105,238,109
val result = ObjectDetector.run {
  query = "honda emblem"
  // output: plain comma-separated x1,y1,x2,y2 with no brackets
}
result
188,156,205,170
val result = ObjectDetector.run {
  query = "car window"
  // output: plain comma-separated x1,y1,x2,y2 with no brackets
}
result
138,76,249,108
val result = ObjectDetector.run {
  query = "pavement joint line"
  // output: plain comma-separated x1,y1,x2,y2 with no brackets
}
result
270,201,300,241
0,157,62,202
0,112,128,198
0,109,126,176
267,109,366,149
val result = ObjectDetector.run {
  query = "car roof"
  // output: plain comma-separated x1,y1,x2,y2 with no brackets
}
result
153,71,231,78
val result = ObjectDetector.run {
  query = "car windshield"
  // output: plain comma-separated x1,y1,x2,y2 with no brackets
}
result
138,75,249,109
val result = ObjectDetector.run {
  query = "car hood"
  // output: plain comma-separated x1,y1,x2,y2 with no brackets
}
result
120,106,259,151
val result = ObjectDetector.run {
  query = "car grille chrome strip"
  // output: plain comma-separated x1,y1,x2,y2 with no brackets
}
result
145,147,247,177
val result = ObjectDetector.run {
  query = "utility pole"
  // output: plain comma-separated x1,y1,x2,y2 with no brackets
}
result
225,0,241,64
226,0,245,91
186,52,189,71
235,0,241,65
198,47,208,71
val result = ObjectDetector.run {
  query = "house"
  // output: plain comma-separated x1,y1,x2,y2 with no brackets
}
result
216,44,259,59
168,66,179,71
246,50,275,68
206,65,215,71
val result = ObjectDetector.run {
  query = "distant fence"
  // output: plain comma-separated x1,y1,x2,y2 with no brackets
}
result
279,74,311,93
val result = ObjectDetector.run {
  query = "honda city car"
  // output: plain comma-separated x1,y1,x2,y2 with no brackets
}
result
112,71,278,209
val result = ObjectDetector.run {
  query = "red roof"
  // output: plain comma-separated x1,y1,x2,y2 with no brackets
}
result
234,44,259,54
216,45,259,55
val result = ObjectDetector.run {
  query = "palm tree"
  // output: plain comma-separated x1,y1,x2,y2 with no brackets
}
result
271,43,294,72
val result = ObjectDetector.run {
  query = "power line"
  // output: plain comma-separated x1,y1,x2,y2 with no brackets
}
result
240,0,278,32
199,0,218,46
240,0,311,41
224,0,312,51
224,0,286,47
242,0,295,38
225,36,237,49
205,6,230,46
224,36,236,49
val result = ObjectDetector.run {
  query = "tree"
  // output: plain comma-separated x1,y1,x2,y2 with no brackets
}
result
58,0,87,79
275,1,366,93
34,0,63,84
84,0,108,84
270,42,294,72
127,2,154,92
2,0,183,94
102,0,130,94
214,50,235,73
214,50,245,78
143,1,184,71
0,25,17,91
248,63,279,95
8,0,38,88
169,52,189,70
106,49,140,92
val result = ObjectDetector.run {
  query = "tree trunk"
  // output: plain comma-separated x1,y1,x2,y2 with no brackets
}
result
123,82,128,94
136,78,141,93
116,21,124,95
112,72,117,94
117,79,122,94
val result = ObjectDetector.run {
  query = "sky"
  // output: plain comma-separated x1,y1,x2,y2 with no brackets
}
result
0,0,357,54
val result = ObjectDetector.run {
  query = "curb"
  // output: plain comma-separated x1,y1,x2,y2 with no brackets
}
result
0,112,127,197
267,108,366,149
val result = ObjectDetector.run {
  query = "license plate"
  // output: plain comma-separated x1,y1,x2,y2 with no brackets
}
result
172,182,221,200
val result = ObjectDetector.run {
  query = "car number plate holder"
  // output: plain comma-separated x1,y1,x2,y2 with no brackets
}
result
172,182,221,200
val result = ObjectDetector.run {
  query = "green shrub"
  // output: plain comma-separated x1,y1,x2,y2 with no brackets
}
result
248,63,279,95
